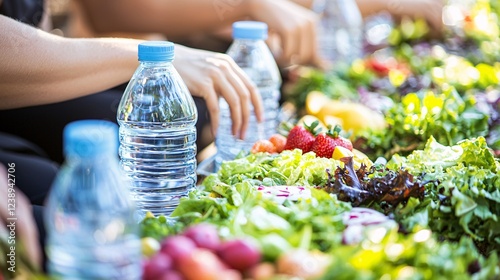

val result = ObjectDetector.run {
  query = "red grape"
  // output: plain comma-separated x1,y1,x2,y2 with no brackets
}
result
156,270,185,280
218,239,261,271
183,223,221,251
142,253,172,280
160,235,196,264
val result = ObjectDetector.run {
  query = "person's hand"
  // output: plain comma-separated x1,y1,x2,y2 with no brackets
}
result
0,164,42,270
173,44,263,140
390,0,445,34
250,0,321,66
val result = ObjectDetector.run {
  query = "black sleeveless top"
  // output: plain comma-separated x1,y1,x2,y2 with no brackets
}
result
0,0,45,26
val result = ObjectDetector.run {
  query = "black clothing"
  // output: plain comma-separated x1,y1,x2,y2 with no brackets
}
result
0,134,58,205
0,89,125,164
0,90,210,164
32,205,47,271
0,0,44,26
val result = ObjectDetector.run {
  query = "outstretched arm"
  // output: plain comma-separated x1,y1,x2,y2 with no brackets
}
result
0,15,261,138
356,0,445,32
76,0,253,39
289,0,444,33
76,0,320,66
0,15,140,110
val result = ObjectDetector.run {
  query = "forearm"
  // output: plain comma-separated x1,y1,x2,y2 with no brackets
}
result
0,15,142,110
290,0,384,18
356,0,444,32
289,0,313,9
355,0,390,18
77,0,257,39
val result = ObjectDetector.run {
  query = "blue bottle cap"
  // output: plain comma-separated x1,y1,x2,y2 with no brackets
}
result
138,41,175,62
63,120,119,158
232,21,268,40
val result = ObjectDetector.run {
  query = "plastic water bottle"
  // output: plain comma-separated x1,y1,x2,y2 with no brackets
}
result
45,120,141,279
117,41,197,218
215,21,281,166
313,0,364,65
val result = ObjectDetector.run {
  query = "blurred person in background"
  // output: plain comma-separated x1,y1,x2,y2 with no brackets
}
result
68,0,444,64
356,0,445,34
68,0,322,67
292,0,445,33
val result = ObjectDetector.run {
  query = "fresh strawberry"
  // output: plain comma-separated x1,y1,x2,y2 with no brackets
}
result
251,139,277,154
365,58,390,76
312,125,353,158
311,134,336,158
284,121,321,153
332,135,353,151
269,134,287,153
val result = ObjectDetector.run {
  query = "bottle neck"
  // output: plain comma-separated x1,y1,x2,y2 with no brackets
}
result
65,153,119,166
139,60,173,67
233,38,266,46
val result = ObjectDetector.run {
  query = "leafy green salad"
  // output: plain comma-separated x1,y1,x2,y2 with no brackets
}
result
141,138,500,279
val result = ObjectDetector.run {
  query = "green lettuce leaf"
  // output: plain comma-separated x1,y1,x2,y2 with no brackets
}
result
390,137,500,254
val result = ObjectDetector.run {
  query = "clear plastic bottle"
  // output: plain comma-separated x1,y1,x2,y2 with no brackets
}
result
117,41,198,218
45,120,141,280
215,21,281,167
314,0,364,65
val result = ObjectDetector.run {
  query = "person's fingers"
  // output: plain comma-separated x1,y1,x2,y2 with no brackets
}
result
411,1,443,37
220,54,264,123
295,23,307,64
410,0,445,32
214,58,252,140
298,18,317,64
238,74,263,124
307,19,320,65
281,25,298,64
430,3,444,31
208,66,243,138
200,84,220,138
173,45,262,139
280,17,319,65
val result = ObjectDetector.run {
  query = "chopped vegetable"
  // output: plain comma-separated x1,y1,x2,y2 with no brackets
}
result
322,157,428,212
357,87,490,159
388,137,500,255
